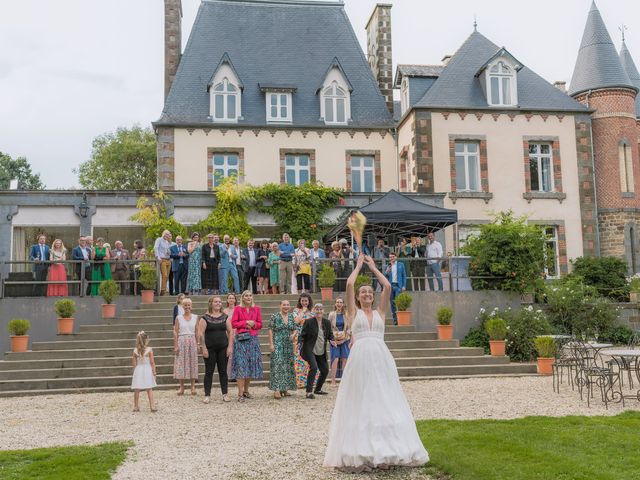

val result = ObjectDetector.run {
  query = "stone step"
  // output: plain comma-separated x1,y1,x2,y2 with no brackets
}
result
70,330,437,342
0,364,536,392
105,315,399,327
30,338,458,351
79,323,418,334
154,294,302,302
0,355,511,380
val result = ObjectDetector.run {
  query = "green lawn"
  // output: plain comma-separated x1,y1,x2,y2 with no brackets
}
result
418,411,640,480
0,441,131,480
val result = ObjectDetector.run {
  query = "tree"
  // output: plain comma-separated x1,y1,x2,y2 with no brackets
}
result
129,190,187,246
76,126,156,190
0,152,45,190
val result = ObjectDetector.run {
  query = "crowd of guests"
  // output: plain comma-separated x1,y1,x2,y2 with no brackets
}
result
27,230,444,299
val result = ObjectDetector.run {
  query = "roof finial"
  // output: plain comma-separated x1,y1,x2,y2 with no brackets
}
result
473,14,477,32
620,24,628,43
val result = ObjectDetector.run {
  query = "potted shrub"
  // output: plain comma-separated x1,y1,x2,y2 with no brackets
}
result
436,306,454,340
485,317,507,356
534,336,557,375
394,292,413,326
354,274,372,293
99,279,120,318
139,263,157,304
54,298,76,335
318,263,337,301
8,319,30,352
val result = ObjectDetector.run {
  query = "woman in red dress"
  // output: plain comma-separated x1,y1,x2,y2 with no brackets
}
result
47,239,68,297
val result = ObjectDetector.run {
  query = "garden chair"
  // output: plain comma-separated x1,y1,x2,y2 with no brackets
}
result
607,332,640,389
572,341,624,409
552,340,579,393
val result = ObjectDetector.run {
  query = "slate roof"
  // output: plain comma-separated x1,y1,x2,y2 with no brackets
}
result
620,41,640,117
156,0,393,128
394,64,443,87
413,31,589,112
569,1,635,96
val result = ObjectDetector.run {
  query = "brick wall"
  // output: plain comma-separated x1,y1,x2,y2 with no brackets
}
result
598,210,640,259
164,0,182,100
411,111,433,193
365,4,393,114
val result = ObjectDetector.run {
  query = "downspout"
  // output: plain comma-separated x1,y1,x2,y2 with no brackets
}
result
585,89,601,256
392,127,399,191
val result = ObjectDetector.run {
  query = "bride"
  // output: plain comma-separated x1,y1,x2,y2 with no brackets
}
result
324,254,429,471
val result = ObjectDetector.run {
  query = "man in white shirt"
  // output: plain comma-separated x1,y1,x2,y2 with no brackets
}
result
425,232,444,291
385,252,407,325
242,239,258,293
154,230,172,296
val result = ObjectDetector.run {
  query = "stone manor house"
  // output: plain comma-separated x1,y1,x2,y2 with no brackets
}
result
1,0,639,277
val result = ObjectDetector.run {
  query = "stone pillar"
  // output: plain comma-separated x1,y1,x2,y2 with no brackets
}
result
365,4,393,114
74,202,97,237
164,0,182,100
0,206,19,263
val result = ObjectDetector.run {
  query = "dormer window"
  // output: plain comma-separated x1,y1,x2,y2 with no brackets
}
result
322,82,347,124
266,92,292,123
212,78,239,122
488,61,514,106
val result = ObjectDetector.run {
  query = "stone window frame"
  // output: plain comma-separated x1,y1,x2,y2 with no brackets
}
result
528,219,568,278
207,147,245,190
279,149,316,185
448,135,492,204
522,136,566,203
345,150,381,192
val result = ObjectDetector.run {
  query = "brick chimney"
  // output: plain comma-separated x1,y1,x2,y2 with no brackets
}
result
553,81,567,93
164,0,182,100
365,4,393,114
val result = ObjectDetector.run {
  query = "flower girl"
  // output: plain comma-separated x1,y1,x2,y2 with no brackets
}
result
131,331,158,412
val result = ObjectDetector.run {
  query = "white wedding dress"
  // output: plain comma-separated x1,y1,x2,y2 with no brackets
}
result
324,309,429,468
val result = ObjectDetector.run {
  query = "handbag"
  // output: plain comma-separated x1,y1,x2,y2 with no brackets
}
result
298,262,311,276
236,332,251,342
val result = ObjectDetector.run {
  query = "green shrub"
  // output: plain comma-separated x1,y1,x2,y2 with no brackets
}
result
354,274,372,293
570,256,629,301
54,298,76,318
139,263,157,290
629,274,640,292
534,336,557,358
98,280,120,304
437,307,453,325
599,325,635,345
318,263,337,288
7,319,30,336
460,326,490,354
394,292,412,311
485,317,507,341
506,306,553,362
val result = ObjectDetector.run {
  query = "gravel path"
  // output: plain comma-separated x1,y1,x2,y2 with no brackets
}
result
1,376,638,479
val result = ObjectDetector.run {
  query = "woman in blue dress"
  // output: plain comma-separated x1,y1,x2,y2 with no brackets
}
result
187,232,202,295
328,297,350,386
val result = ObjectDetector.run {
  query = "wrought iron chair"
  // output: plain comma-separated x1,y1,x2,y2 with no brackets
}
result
573,341,624,409
552,338,579,393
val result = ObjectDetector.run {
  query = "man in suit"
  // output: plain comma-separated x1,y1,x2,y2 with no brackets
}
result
299,303,334,399
170,235,189,295
218,235,235,294
29,234,50,296
71,236,91,296
385,252,407,325
110,240,131,295
409,236,426,291
242,239,258,294
372,237,390,291
202,233,220,294
230,237,243,293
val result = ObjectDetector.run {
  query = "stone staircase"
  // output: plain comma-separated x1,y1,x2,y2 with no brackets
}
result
0,295,536,397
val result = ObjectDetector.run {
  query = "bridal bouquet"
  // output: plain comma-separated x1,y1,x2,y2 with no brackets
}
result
347,211,367,252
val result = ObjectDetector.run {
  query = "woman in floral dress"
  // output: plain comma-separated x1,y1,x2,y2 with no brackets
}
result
187,232,202,295
268,299,297,399
267,243,280,294
293,292,315,388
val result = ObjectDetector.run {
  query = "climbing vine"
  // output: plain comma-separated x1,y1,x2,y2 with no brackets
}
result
129,190,187,245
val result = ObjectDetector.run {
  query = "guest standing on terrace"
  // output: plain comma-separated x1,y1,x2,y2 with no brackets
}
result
278,233,295,294
187,233,203,295
154,230,172,296
201,233,219,294
267,243,280,294
268,299,297,399
426,232,443,291
230,291,263,402
173,297,199,396
30,234,50,296
131,239,146,295
198,296,233,403
110,240,130,295
294,239,312,294
47,239,68,297
72,237,90,296
91,237,111,296
170,235,189,295
256,240,270,295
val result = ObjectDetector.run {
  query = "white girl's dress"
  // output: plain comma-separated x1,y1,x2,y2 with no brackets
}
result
131,347,157,390
324,309,429,468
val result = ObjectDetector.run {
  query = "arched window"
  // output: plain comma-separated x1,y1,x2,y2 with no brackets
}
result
488,61,514,106
212,77,239,122
322,81,347,124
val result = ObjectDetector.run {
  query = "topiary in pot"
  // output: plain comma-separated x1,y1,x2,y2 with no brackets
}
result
99,280,119,318
534,336,557,375
436,306,454,340
54,298,76,335
485,317,507,356
139,263,157,304
8,318,31,352
318,263,337,301
394,292,413,326
354,274,372,293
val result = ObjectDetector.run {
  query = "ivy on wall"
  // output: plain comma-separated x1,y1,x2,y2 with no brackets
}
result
129,190,187,245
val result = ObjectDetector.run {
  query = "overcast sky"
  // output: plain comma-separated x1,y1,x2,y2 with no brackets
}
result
0,0,638,189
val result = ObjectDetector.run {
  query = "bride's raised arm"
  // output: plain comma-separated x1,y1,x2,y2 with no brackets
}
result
345,254,365,328
363,255,391,317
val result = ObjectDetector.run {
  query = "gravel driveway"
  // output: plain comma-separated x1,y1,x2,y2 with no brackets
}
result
1,376,638,479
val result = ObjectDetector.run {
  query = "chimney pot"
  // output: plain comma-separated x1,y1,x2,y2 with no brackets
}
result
553,81,567,93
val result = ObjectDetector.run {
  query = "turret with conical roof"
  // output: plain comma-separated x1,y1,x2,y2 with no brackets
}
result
569,1,635,96
620,40,640,117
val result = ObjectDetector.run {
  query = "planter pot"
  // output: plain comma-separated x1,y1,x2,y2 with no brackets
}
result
101,303,117,318
57,317,74,335
10,335,29,352
537,357,555,375
141,290,155,304
631,291,640,303
397,311,412,326
320,287,334,301
489,340,506,356
437,324,453,340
